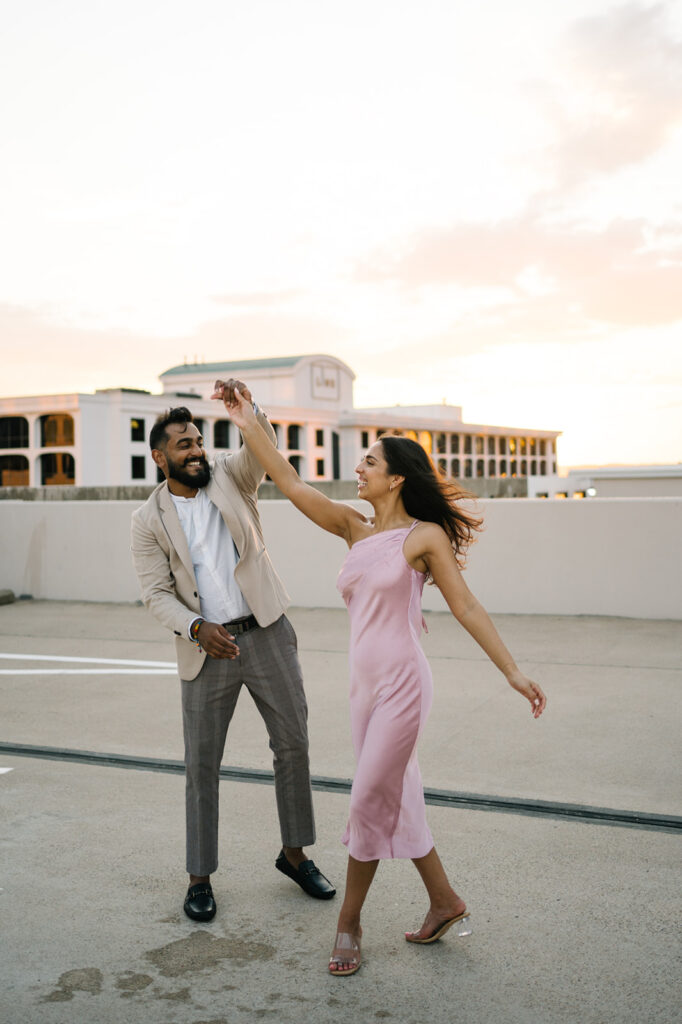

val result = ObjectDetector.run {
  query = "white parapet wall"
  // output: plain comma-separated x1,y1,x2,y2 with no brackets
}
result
0,497,680,620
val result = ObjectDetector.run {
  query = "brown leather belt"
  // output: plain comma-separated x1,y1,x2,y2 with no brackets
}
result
222,614,258,636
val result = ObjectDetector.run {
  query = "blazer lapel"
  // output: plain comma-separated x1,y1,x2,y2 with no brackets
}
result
158,483,195,576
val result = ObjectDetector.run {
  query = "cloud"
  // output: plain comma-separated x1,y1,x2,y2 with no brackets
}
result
210,289,303,308
542,2,682,188
356,215,682,328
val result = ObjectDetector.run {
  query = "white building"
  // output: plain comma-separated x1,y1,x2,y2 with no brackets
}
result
0,354,560,488
528,464,682,499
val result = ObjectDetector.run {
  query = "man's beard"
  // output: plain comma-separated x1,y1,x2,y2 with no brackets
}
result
166,454,211,489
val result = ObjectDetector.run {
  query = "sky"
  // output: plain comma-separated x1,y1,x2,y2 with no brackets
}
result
1,0,681,468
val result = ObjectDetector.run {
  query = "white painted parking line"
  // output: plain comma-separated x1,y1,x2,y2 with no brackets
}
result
0,767,14,774
0,653,175,667
0,668,175,675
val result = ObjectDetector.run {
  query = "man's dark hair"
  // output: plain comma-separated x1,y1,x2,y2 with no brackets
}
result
149,407,195,451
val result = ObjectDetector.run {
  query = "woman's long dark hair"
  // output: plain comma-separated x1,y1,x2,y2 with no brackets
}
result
380,435,482,569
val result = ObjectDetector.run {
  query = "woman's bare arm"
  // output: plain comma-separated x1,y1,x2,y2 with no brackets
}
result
215,384,366,542
409,524,547,717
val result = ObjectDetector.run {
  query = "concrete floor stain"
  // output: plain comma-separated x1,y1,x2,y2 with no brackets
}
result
42,967,104,1002
145,930,275,977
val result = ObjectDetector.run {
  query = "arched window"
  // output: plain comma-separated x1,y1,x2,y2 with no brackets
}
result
499,460,507,477
450,434,460,454
475,437,484,455
521,459,528,475
0,454,29,486
40,414,74,447
39,452,75,485
214,420,231,449
531,459,537,475
488,459,496,477
464,458,472,478
452,458,460,478
464,436,472,454
418,430,432,454
287,424,301,449
0,417,29,448
476,459,485,477
437,458,447,477
436,433,446,454
288,454,301,473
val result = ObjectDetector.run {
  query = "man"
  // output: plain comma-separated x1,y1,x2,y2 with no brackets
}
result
131,376,335,921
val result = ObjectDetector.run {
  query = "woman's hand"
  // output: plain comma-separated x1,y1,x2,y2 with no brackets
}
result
506,670,547,718
211,377,253,407
212,381,256,431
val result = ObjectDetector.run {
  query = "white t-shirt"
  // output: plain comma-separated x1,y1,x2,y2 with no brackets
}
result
170,487,251,627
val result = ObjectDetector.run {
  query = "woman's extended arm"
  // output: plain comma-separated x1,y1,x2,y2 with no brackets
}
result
410,523,546,717
214,383,365,542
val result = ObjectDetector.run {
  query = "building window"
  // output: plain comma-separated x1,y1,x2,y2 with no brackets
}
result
521,459,527,475
130,418,145,442
287,424,301,449
511,460,517,476
464,436,472,454
540,460,546,475
214,420,231,448
39,452,75,485
40,413,74,447
450,434,460,454
315,429,325,447
437,458,447,476
157,466,165,483
530,438,537,455
131,455,146,479
464,458,472,478
540,440,546,456
288,455,301,473
452,458,460,477
475,436,484,455
316,458,325,476
270,422,281,445
531,459,537,475
476,459,485,477
499,437,507,455
520,438,527,455
418,431,432,453
193,417,205,438
508,438,517,455
361,430,369,448
488,459,496,477
500,460,507,477
436,433,446,454
0,454,29,486
0,416,29,449
488,437,496,455
376,428,387,438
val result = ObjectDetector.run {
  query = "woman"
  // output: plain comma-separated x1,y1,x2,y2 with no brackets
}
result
217,382,547,977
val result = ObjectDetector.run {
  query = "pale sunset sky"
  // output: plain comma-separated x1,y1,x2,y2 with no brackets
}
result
1,0,681,467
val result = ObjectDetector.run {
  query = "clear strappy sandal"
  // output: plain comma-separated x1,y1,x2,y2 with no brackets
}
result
405,910,473,944
328,931,362,976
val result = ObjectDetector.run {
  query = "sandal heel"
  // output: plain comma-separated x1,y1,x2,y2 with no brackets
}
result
454,915,472,937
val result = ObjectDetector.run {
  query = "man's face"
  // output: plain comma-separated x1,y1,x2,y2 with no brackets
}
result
156,422,211,489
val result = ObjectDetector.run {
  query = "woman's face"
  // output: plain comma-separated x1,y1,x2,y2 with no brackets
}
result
355,441,392,499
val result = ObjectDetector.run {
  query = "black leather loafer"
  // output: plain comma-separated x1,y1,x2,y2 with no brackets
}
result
183,882,217,921
275,849,336,900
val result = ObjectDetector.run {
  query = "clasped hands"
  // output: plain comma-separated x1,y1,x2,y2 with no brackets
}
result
195,620,240,660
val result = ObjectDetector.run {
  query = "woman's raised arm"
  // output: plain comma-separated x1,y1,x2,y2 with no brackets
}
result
215,384,365,542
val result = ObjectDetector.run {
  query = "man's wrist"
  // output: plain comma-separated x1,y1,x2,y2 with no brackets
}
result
189,617,204,643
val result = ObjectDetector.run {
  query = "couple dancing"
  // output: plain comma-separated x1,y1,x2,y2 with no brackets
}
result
217,379,546,977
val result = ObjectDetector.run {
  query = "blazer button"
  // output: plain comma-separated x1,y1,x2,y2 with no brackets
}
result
194,592,198,597
174,630,180,636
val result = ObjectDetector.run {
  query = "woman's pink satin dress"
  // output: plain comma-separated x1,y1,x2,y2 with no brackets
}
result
336,523,435,861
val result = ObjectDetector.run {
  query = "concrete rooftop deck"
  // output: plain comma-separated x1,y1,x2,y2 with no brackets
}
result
1,600,680,1024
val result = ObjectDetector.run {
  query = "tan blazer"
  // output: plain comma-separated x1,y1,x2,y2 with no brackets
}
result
131,411,290,680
